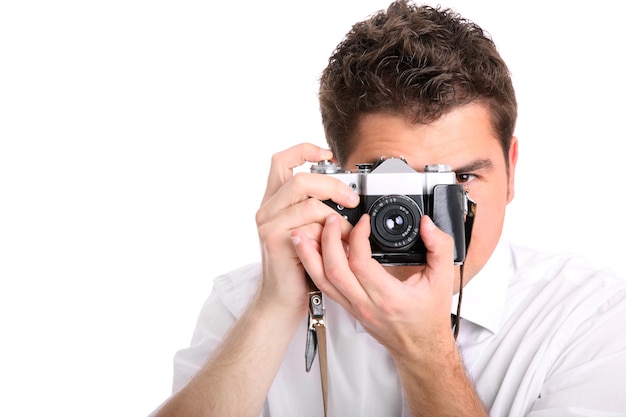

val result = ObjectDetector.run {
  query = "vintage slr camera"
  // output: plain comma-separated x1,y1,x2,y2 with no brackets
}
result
311,157,475,265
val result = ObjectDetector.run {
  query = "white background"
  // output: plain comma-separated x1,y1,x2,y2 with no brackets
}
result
1,1,624,416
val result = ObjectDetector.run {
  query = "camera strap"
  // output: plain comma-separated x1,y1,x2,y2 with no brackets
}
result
464,194,477,251
305,273,328,417
454,193,477,339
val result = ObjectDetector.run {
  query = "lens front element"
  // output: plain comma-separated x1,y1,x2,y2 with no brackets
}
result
369,195,422,250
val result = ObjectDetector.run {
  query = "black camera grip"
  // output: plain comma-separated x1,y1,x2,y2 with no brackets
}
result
432,184,467,264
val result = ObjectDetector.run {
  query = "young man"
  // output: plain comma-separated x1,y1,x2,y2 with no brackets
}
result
151,1,626,416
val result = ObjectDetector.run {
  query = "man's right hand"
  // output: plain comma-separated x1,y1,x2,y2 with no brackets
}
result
254,143,360,317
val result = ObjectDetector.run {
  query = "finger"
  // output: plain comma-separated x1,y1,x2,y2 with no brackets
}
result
290,225,352,310
288,219,350,264
259,221,327,312
256,172,360,230
319,213,370,309
257,197,327,243
261,221,324,267
347,214,404,301
346,213,373,263
418,215,456,291
261,143,333,205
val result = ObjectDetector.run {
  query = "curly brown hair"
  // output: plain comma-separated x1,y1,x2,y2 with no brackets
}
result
319,0,517,166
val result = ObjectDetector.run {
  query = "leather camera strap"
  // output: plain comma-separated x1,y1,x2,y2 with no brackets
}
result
305,273,328,416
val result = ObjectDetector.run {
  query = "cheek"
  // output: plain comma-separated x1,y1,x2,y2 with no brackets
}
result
467,179,510,226
473,206,505,243
471,190,507,242
462,213,503,281
462,190,508,273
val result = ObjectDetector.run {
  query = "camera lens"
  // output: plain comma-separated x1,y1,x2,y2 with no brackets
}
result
369,195,422,250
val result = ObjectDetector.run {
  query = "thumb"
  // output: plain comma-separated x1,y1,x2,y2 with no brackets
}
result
420,215,456,280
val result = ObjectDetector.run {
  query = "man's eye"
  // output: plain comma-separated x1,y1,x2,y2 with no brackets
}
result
456,173,476,183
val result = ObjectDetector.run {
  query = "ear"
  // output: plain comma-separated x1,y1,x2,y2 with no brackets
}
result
506,136,518,203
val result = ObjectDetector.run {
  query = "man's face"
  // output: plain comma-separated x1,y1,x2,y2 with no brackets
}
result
342,103,518,288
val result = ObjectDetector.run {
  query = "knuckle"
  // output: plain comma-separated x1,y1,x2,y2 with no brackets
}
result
255,206,267,227
262,232,286,254
256,222,271,241
354,304,374,323
291,171,309,188
348,258,367,276
324,264,343,282
298,200,337,233
376,299,397,316
305,196,322,210
269,149,285,166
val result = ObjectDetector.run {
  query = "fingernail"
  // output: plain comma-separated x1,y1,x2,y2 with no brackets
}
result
291,234,301,245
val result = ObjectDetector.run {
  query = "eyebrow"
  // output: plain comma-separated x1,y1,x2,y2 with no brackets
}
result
453,158,494,173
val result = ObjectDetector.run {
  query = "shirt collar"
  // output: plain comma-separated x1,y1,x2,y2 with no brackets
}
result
451,237,511,335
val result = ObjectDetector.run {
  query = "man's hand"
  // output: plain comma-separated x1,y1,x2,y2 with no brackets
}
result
292,212,488,416
254,143,359,316
291,212,456,355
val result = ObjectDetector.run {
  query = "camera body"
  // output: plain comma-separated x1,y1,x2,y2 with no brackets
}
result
311,157,474,265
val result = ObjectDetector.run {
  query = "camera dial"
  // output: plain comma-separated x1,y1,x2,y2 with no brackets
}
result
425,164,452,173
311,160,341,174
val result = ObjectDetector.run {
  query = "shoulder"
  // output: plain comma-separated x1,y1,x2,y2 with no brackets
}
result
210,262,262,318
506,243,626,322
509,243,626,288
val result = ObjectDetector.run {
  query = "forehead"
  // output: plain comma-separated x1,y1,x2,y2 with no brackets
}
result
345,104,503,170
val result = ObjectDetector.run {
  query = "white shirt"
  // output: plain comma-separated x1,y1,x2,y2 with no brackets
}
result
166,238,626,416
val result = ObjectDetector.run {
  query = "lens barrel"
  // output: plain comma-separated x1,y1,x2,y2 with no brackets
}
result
369,195,422,250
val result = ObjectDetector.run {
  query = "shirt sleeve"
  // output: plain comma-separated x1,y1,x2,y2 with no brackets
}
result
171,263,261,393
145,264,265,417
171,288,237,393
